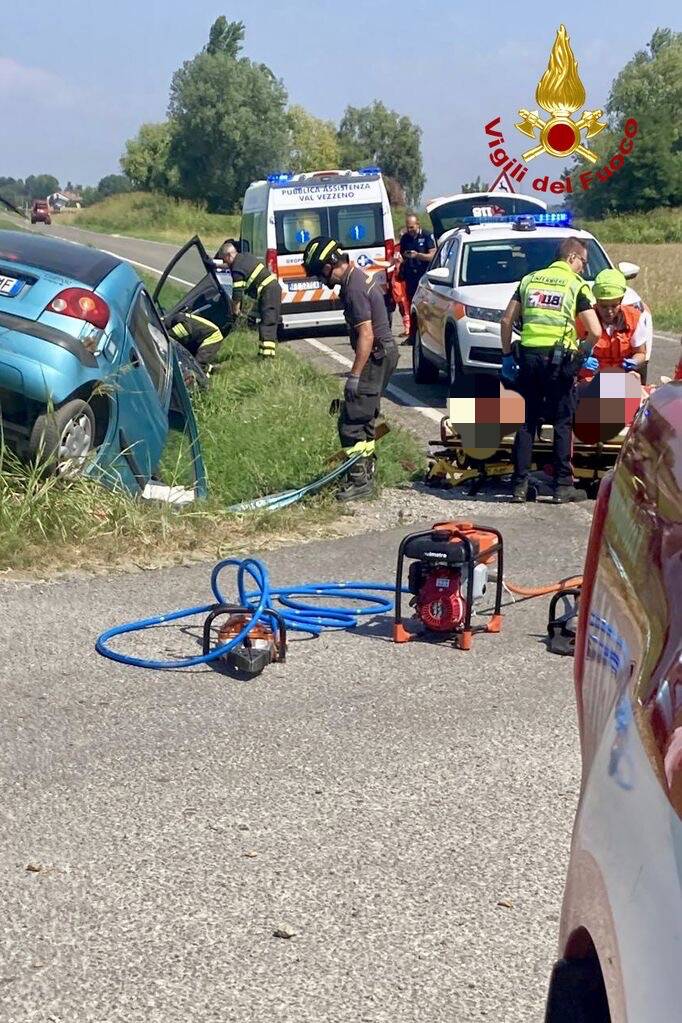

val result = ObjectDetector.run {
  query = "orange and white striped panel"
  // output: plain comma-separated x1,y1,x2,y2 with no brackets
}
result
279,261,388,305
280,282,339,304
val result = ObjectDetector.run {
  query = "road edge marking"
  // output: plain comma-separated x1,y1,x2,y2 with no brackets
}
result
301,337,444,425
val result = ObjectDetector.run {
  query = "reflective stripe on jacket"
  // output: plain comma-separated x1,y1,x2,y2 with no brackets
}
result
231,253,278,302
519,260,591,351
170,312,222,348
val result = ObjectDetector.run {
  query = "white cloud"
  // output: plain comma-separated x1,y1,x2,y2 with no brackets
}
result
0,57,75,107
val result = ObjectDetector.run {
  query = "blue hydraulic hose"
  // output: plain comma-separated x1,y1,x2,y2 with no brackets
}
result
96,556,403,671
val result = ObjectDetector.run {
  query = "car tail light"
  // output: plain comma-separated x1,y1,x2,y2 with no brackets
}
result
266,248,278,277
384,238,395,262
573,473,613,724
46,288,110,330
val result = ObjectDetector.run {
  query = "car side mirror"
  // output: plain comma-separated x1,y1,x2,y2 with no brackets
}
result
618,261,640,280
426,267,451,285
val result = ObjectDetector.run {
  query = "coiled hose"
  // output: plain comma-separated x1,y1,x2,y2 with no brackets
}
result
95,557,401,671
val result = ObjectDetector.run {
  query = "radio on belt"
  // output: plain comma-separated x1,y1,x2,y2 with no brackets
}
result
393,521,504,650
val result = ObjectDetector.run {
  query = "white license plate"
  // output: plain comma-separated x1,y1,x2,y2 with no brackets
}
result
0,274,22,297
287,278,320,292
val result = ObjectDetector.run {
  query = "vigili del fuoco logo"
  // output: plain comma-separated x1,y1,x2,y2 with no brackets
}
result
482,25,639,196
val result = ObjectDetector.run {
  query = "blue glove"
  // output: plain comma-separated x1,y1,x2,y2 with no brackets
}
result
622,357,638,371
501,354,518,380
583,356,599,372
344,374,360,401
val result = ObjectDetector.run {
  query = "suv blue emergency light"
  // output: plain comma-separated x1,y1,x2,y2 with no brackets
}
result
358,166,381,175
267,172,294,184
458,211,573,227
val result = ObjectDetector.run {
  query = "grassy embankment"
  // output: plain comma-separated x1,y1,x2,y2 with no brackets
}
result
575,209,682,332
57,192,240,252
0,323,420,573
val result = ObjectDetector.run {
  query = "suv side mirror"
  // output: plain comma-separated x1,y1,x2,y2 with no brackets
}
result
426,267,451,285
618,261,640,280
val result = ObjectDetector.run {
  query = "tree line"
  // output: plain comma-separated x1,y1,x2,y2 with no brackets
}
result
120,16,425,212
0,173,131,209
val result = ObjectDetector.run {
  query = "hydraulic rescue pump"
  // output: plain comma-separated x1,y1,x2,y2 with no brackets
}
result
393,521,504,650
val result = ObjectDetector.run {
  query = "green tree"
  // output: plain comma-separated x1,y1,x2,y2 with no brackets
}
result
337,101,425,205
569,28,682,216
25,174,59,199
96,174,132,198
168,17,289,212
121,121,178,193
461,175,488,193
286,105,339,173
205,14,245,57
0,177,27,208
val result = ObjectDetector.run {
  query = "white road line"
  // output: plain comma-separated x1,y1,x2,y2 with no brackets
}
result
98,248,193,288
653,332,679,343
302,336,444,425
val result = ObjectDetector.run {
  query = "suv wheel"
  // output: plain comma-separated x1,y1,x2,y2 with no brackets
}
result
412,326,439,384
29,399,97,474
446,331,463,388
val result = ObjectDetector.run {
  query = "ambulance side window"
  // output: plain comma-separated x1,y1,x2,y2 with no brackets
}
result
241,212,254,253
253,211,267,258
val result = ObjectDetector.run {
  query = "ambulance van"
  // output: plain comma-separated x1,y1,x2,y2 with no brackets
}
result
239,167,395,333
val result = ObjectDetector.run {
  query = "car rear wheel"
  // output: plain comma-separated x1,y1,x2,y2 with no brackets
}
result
29,399,97,474
413,326,439,384
545,956,611,1023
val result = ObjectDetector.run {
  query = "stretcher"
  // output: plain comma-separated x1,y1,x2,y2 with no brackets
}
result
426,390,652,498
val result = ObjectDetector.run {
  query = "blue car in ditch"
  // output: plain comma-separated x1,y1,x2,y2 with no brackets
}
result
0,231,230,497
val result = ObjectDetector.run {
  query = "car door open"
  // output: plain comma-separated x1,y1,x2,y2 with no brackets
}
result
153,235,233,339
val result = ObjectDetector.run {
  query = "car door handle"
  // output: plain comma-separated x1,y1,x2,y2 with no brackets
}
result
130,348,141,368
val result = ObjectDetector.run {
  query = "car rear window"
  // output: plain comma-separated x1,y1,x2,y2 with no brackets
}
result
0,230,120,287
275,203,385,255
458,238,610,286
430,196,546,238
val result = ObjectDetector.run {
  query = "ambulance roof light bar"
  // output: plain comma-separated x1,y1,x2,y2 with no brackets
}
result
267,172,294,184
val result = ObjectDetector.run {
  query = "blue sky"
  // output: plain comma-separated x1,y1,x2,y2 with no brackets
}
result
2,0,679,198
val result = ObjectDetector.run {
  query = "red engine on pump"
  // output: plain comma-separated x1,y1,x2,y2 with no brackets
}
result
412,567,466,632
394,521,504,650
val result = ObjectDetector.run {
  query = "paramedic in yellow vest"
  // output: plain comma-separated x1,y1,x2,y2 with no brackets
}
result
217,240,281,358
578,268,649,381
500,236,601,504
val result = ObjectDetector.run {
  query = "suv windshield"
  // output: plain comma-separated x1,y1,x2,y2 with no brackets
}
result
459,237,610,286
275,203,384,255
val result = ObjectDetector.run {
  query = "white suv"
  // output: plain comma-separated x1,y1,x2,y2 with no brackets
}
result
411,210,642,386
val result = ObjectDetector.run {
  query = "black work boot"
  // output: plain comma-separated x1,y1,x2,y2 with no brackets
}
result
553,483,587,504
336,457,375,503
511,479,528,503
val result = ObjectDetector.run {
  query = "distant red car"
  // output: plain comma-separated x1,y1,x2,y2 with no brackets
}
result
545,380,682,1022
30,199,51,225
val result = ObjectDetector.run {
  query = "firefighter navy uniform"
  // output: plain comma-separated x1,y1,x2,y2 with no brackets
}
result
168,311,223,368
230,253,281,358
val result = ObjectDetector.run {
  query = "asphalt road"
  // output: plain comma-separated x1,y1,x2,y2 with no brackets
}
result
8,214,680,448
1,506,590,1023
0,214,676,1021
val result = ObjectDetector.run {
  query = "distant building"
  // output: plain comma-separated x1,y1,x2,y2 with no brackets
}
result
48,191,82,211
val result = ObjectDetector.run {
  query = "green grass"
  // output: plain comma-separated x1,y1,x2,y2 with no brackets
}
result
576,207,682,244
57,192,240,251
604,243,682,332
0,327,421,573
